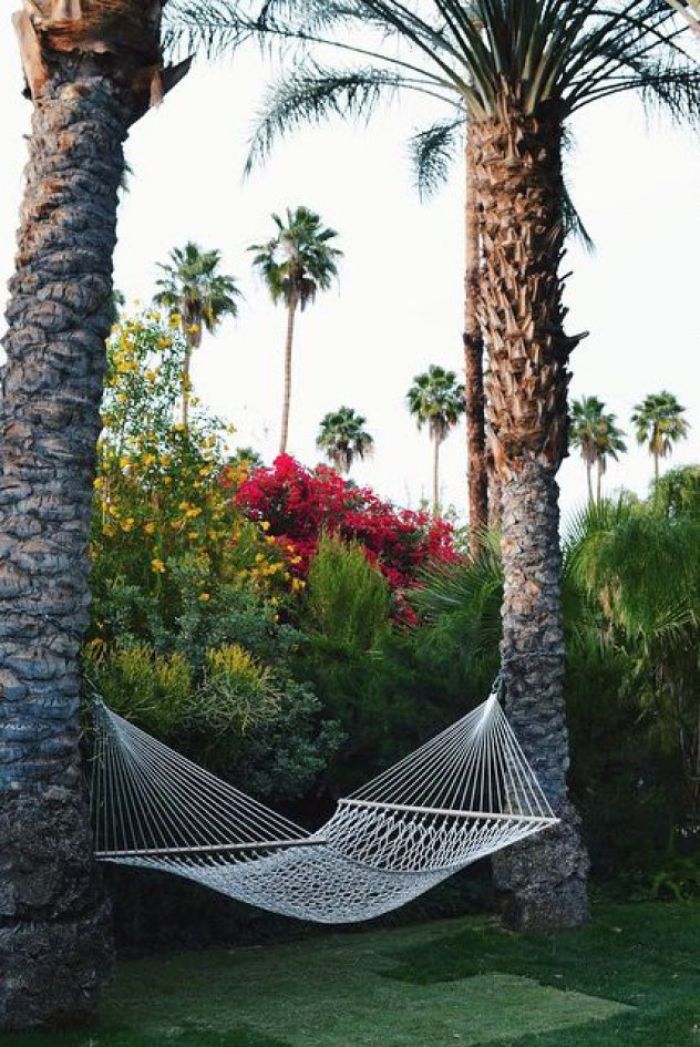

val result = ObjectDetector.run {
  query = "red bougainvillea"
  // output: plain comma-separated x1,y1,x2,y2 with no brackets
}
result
230,456,460,612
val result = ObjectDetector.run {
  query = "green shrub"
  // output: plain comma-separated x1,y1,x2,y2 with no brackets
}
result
305,533,391,651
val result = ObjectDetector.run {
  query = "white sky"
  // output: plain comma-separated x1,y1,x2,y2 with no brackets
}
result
1,27,698,524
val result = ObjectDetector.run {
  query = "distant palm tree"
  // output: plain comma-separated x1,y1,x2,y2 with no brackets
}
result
632,392,690,484
317,406,374,474
250,207,341,454
594,412,627,503
570,397,627,505
407,366,465,514
570,397,607,505
155,242,241,427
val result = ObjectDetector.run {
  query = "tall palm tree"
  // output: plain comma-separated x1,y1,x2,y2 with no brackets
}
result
154,242,241,427
249,207,341,454
317,406,374,474
2,1,190,1031
407,365,465,514
632,391,690,484
174,0,700,929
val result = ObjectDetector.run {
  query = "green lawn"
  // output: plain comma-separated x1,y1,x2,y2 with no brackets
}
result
9,900,700,1046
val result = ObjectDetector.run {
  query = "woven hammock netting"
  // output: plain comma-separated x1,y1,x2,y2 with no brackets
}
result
91,685,557,925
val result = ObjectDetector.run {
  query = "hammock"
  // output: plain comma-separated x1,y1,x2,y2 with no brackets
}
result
91,683,557,924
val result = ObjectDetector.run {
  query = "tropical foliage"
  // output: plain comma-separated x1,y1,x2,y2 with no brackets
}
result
232,453,459,611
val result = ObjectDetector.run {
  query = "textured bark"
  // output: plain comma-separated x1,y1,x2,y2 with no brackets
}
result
0,69,126,1031
463,130,488,556
486,443,502,530
279,297,298,455
472,96,588,930
2,2,188,1031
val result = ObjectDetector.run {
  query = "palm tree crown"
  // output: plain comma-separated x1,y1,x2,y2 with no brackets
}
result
172,1,700,180
632,391,690,481
408,365,465,443
154,241,241,349
249,206,341,310
154,242,240,426
317,406,374,474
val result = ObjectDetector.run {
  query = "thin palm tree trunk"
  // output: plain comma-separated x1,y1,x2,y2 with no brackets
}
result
586,461,594,505
432,432,441,514
181,339,193,428
472,101,589,931
464,128,488,556
279,298,298,454
0,68,128,1029
596,460,603,503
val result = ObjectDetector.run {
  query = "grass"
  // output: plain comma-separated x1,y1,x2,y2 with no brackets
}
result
8,899,700,1046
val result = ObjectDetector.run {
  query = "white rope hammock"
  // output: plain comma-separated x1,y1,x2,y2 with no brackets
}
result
90,683,557,924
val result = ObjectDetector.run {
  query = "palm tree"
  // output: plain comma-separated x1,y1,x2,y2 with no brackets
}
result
154,242,241,427
632,392,690,484
249,207,341,454
174,0,700,930
407,366,465,514
570,396,607,505
570,396,626,505
2,1,190,1031
317,406,374,474
594,411,627,503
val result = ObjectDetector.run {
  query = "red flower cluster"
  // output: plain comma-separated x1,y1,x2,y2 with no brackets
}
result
232,455,460,608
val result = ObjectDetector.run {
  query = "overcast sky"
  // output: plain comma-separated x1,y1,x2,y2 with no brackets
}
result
0,25,698,524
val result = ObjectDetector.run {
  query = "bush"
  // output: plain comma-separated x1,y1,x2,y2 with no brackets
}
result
305,534,391,651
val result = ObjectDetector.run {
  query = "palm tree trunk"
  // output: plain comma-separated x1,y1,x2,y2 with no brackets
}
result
586,461,594,505
596,460,602,503
654,450,660,486
181,339,193,428
486,442,502,529
279,297,298,455
0,68,128,1030
472,99,589,931
432,433,441,514
464,128,488,557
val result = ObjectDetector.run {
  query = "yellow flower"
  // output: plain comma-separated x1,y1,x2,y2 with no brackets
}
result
198,593,211,602
260,521,271,532
121,518,135,533
119,456,130,470
144,522,155,535
151,558,166,574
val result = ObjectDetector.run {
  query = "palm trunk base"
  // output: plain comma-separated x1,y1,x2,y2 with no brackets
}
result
493,801,589,931
0,789,112,1031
